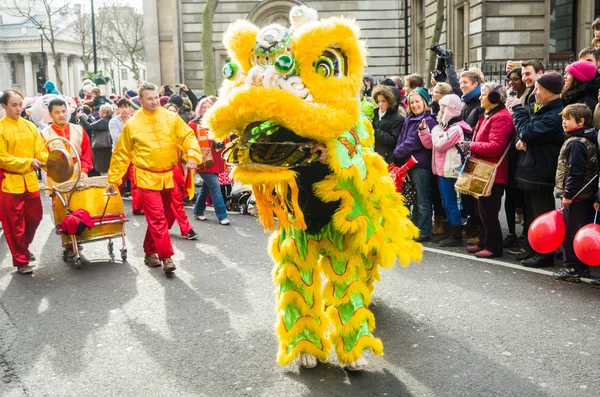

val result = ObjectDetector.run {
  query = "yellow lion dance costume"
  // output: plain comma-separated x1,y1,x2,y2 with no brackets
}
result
204,6,422,370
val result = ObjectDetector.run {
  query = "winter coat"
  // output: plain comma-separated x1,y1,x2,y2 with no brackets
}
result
512,98,564,192
373,108,404,164
419,118,472,178
562,79,599,112
469,106,516,185
554,127,599,201
461,95,484,130
393,111,437,169
79,115,111,140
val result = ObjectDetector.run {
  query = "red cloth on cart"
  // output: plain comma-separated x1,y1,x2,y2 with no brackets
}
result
61,209,94,236
0,188,43,267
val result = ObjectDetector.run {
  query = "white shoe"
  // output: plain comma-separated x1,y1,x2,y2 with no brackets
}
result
345,357,368,371
299,353,317,369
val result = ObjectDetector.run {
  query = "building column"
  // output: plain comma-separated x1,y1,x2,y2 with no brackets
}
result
60,54,70,96
0,53,9,90
23,54,35,97
103,59,113,94
47,55,56,84
143,0,161,84
72,58,83,91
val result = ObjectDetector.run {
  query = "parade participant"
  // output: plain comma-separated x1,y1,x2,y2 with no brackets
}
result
163,102,199,240
105,83,202,274
204,6,421,370
41,98,93,186
0,90,49,274
109,98,142,215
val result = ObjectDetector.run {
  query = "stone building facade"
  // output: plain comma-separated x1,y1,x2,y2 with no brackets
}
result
145,0,600,92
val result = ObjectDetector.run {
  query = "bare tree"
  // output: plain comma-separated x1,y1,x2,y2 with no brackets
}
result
97,2,145,80
71,14,93,71
202,0,219,95
0,0,68,92
427,0,445,86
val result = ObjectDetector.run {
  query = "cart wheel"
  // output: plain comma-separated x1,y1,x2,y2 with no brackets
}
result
62,250,68,261
75,258,82,269
240,204,247,215
121,248,128,261
108,241,114,254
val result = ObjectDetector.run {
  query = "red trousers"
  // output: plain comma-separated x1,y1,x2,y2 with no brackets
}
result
0,189,43,267
139,188,174,259
167,183,193,236
120,164,142,213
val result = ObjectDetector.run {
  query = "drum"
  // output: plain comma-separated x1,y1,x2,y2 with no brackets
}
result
52,176,125,243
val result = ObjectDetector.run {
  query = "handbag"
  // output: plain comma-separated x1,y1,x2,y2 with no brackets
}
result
196,125,215,170
401,174,417,206
91,131,112,150
455,145,510,198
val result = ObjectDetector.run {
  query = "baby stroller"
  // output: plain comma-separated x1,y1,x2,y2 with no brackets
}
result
226,181,255,215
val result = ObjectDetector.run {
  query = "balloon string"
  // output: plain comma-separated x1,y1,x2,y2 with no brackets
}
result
572,174,599,200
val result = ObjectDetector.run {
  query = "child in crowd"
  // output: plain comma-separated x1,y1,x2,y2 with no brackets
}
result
592,17,600,48
552,104,599,283
418,94,472,246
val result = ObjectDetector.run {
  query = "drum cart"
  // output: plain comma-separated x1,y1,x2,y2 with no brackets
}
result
46,137,128,268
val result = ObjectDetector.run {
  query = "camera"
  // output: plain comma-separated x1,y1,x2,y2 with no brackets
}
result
430,43,444,57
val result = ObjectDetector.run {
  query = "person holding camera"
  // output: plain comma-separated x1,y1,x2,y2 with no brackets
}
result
78,104,114,175
430,44,462,97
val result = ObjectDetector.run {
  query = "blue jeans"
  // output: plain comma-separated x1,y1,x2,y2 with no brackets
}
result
408,167,433,237
193,172,228,221
438,177,461,226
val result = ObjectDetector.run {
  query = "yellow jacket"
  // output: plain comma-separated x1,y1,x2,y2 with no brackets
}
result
0,116,49,194
108,107,202,190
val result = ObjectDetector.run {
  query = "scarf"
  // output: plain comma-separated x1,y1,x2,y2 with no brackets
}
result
461,85,481,103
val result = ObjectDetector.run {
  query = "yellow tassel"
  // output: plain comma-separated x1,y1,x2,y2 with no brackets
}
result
277,338,332,366
332,334,384,364
322,279,372,307
327,306,376,337
275,315,328,343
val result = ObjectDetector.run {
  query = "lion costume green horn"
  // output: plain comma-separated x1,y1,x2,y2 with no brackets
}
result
204,5,422,370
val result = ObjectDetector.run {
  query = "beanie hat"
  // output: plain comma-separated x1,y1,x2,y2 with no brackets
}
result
168,94,184,108
129,96,141,111
536,72,565,95
159,96,169,107
439,94,463,124
125,89,138,99
408,86,431,106
565,60,598,83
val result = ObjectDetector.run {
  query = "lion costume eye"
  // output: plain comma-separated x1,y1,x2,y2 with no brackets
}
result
313,48,346,78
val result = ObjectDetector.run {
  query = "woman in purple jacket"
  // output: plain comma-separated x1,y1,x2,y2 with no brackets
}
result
394,87,438,241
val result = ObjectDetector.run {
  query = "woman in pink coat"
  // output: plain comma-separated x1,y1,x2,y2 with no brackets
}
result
463,84,516,258
419,94,472,246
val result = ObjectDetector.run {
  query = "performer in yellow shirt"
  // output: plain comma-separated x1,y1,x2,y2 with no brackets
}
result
0,90,49,274
106,83,202,274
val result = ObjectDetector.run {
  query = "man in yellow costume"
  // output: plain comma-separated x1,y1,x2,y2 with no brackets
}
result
204,6,422,370
0,90,49,274
106,83,202,275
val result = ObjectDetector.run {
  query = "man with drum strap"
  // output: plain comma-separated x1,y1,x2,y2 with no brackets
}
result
42,98,93,258
0,90,49,274
105,82,202,275
41,98,93,189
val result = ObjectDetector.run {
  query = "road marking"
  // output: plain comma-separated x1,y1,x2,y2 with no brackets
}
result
422,246,594,284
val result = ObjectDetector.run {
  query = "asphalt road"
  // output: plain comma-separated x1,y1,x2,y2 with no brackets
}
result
1,201,599,397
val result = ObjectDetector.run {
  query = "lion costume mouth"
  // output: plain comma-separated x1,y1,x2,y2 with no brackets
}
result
222,121,321,168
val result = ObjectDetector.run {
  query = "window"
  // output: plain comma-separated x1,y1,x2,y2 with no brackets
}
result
10,59,16,84
121,68,128,80
549,0,576,58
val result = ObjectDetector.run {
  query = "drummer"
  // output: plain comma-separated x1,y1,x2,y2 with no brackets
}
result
105,82,202,275
0,89,49,274
41,98,94,257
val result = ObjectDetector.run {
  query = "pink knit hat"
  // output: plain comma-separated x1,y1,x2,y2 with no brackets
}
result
565,61,598,83
439,94,463,124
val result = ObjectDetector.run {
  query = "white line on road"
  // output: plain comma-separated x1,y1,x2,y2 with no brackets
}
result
422,246,595,284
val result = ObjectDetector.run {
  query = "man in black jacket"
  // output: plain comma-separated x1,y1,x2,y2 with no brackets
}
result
511,72,565,268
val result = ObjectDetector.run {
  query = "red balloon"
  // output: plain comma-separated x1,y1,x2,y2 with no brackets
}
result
528,210,566,254
574,224,600,266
